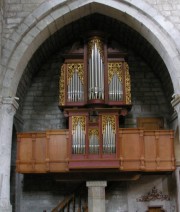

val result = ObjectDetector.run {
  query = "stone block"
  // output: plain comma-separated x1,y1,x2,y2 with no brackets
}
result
8,4,23,12
7,17,22,24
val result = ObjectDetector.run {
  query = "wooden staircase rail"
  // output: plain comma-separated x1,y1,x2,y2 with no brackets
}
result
51,184,88,212
51,194,75,212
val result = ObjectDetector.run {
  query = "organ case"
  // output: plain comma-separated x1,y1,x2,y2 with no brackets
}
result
59,34,132,108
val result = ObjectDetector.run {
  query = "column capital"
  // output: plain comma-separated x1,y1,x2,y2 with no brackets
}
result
171,94,180,110
0,96,19,115
86,181,107,187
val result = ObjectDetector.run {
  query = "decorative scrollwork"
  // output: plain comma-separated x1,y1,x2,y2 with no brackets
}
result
102,115,116,133
125,62,131,104
88,128,99,138
67,63,84,85
72,116,86,131
59,65,65,106
88,37,104,60
108,62,123,84
136,186,170,202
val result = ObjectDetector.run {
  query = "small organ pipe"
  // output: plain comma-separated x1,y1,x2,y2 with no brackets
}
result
101,59,104,99
89,59,91,99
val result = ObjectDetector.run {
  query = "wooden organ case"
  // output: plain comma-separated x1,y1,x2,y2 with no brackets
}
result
59,34,132,169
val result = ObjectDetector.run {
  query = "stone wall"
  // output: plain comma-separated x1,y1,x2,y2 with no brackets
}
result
20,52,66,131
145,0,180,31
18,175,176,212
1,0,180,47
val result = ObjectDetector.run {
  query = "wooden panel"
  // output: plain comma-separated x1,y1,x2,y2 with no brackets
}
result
17,132,46,173
119,129,142,170
34,134,46,172
118,129,175,171
17,135,33,172
148,207,164,212
47,130,68,172
157,131,174,170
144,132,157,170
137,117,164,130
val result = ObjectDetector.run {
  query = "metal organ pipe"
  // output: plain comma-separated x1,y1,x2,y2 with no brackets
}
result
109,74,123,101
103,121,116,154
88,38,104,100
68,69,84,102
72,122,85,154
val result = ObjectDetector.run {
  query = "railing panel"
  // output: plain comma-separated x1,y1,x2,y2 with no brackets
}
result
17,132,46,173
119,129,175,171
34,134,46,172
144,133,157,170
119,129,142,170
47,130,68,172
16,129,175,173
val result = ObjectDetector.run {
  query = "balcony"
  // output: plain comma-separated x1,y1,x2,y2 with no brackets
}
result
16,128,175,173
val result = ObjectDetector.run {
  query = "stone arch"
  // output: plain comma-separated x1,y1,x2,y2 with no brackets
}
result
1,0,180,97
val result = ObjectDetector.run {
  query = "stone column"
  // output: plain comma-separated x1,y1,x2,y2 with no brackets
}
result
0,97,19,212
175,167,180,212
86,181,107,212
171,94,180,142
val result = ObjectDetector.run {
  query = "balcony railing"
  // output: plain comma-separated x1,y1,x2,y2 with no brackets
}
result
16,129,175,173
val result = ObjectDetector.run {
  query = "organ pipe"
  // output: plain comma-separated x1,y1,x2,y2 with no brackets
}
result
103,120,116,154
68,69,84,102
72,122,85,154
109,74,123,101
88,38,104,100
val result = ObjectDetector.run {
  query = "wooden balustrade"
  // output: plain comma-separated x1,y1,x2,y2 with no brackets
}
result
16,129,175,173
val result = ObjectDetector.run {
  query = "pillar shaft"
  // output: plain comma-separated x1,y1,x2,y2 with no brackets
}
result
171,94,180,142
86,181,107,212
176,168,180,212
0,97,18,212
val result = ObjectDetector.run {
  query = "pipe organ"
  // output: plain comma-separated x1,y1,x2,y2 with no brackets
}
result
59,32,132,159
16,32,175,173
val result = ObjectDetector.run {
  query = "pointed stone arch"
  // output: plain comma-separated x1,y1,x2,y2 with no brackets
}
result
1,0,180,98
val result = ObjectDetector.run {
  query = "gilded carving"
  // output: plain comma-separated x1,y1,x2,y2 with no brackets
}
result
88,128,99,138
72,116,86,131
88,37,104,60
59,65,65,106
124,62,131,104
108,62,123,84
102,115,116,133
67,63,84,85
136,186,170,202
